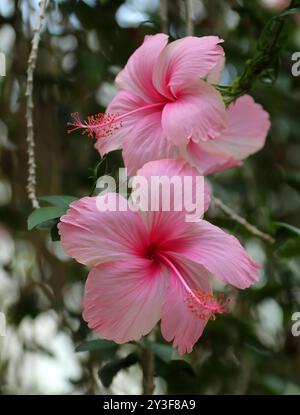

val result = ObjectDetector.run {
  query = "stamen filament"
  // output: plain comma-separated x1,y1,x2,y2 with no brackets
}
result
93,102,165,129
67,102,165,139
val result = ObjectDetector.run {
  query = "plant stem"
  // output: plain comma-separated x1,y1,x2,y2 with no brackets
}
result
141,347,155,395
159,0,168,34
184,0,194,36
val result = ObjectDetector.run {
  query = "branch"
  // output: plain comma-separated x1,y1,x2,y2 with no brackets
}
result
184,0,194,36
159,0,168,34
213,196,275,244
25,0,48,209
220,5,300,105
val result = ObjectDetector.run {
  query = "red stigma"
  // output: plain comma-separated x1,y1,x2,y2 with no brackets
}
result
185,289,231,320
67,112,122,140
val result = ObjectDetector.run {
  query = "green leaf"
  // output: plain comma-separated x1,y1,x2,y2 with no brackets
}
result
259,8,300,51
35,218,58,230
144,340,179,363
29,195,77,234
98,353,139,388
38,195,77,208
156,360,197,395
276,7,300,19
276,237,300,258
75,339,118,353
283,171,300,192
28,206,67,230
274,222,300,236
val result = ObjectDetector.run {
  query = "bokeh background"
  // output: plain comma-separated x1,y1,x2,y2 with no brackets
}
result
1,0,300,394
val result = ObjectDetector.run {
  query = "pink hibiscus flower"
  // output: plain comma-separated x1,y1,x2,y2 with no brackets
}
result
68,34,270,175
58,160,260,355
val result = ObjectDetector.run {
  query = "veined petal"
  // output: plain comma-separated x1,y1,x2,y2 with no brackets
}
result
206,56,225,84
184,95,269,174
197,95,270,163
162,80,227,146
173,220,260,289
122,109,176,176
153,36,224,98
116,33,169,103
58,195,147,266
212,95,270,160
186,138,242,175
83,259,168,343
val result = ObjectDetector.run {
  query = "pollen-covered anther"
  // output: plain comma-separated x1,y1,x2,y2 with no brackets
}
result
185,289,231,320
67,112,121,140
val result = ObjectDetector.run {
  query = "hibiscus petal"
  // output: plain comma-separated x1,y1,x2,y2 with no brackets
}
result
161,257,212,355
212,95,270,159
58,195,147,266
186,138,242,175
122,109,176,176
153,36,224,97
116,33,169,103
206,55,225,84
161,80,227,146
173,220,260,289
192,95,270,169
83,258,168,343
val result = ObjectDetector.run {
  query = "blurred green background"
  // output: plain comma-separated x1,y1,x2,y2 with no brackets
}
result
0,0,300,394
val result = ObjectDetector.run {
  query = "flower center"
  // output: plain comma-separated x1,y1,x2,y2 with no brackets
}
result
145,243,159,260
67,102,165,140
